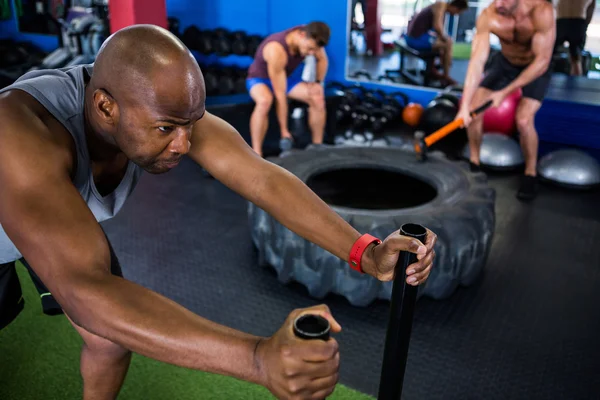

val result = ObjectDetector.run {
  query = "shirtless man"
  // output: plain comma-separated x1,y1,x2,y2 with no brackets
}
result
246,22,330,157
554,0,595,76
456,0,556,201
404,0,469,85
0,25,436,399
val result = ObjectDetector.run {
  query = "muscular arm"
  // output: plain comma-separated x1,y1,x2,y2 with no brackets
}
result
433,3,448,39
315,47,329,82
461,8,492,109
264,42,289,133
586,0,595,26
502,4,556,95
188,112,376,273
0,97,264,386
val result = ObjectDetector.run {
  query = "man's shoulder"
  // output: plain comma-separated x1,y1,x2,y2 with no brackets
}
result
0,90,75,169
531,1,555,26
263,41,287,62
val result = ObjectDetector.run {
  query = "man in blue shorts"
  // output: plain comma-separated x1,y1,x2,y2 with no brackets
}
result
404,0,469,86
246,22,330,157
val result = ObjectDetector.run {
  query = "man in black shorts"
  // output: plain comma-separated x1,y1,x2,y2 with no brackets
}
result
0,25,437,399
456,0,556,201
554,0,595,76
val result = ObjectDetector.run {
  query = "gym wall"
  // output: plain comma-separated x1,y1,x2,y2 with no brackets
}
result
0,0,59,51
165,0,437,104
0,0,438,104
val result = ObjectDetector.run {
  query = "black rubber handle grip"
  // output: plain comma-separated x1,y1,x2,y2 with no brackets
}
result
293,314,331,341
377,223,428,400
470,99,493,116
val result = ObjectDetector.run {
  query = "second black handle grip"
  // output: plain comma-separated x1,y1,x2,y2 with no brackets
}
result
377,223,428,400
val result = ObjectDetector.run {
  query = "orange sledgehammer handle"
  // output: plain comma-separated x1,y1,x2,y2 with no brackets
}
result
416,100,493,153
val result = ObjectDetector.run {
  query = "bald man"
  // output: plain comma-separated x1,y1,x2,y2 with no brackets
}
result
0,25,437,399
554,0,595,76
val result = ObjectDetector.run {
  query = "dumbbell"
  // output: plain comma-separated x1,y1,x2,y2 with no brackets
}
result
167,17,180,37
230,31,248,56
350,70,372,81
351,104,374,132
246,34,263,56
217,66,237,95
234,68,247,94
363,89,387,109
202,66,220,96
384,92,410,122
336,85,368,124
182,26,213,54
369,107,396,134
212,28,232,56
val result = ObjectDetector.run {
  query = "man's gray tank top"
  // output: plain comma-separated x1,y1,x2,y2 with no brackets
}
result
0,64,144,263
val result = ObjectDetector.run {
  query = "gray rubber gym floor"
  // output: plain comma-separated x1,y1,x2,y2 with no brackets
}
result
100,105,600,400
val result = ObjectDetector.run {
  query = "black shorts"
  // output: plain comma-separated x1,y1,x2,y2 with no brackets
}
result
480,51,552,102
0,232,123,330
555,18,588,58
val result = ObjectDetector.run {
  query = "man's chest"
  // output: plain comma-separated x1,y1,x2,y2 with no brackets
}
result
491,15,535,46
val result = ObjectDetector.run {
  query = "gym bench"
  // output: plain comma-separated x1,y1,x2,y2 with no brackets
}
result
385,37,439,87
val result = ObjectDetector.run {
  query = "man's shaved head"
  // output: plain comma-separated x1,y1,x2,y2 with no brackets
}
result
86,24,206,174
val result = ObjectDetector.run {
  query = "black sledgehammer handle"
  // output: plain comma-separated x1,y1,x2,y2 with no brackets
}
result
377,223,428,400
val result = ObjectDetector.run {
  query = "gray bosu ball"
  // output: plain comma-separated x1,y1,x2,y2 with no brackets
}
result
462,133,524,170
537,149,600,189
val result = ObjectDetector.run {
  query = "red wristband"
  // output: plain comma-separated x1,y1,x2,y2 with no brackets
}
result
349,234,382,273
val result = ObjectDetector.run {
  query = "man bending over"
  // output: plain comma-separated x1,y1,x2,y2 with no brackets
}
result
404,0,469,86
0,25,436,400
246,22,330,157
456,0,555,201
554,0,595,76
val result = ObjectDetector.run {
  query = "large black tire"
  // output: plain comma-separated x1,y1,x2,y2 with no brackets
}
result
248,146,496,306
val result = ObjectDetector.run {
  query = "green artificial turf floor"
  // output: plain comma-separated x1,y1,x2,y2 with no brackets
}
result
0,262,374,400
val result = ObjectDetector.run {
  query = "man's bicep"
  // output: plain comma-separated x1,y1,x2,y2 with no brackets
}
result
264,43,288,96
532,5,556,62
471,11,491,59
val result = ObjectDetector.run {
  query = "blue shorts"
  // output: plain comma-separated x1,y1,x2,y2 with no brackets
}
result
246,76,303,94
404,32,436,51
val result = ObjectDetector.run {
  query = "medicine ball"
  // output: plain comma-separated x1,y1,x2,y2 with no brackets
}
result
434,93,460,109
402,103,424,127
419,101,458,135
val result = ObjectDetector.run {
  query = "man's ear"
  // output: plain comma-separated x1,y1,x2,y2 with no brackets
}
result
93,88,118,125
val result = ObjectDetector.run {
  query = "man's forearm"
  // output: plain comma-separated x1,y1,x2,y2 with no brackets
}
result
503,57,549,94
66,275,264,386
317,58,328,82
275,95,289,132
461,53,487,109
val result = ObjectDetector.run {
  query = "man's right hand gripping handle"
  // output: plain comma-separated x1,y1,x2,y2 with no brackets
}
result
256,305,342,400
